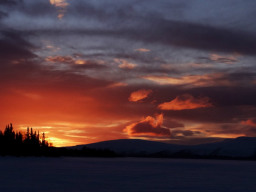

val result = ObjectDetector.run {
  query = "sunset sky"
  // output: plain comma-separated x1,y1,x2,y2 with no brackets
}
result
1,0,256,147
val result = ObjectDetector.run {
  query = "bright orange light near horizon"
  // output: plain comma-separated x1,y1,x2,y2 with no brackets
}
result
47,137,80,147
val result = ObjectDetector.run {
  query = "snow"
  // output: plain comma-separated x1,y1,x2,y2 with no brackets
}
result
0,157,256,192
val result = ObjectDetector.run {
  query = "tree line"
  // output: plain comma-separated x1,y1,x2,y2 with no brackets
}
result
0,124,118,157
0,124,49,156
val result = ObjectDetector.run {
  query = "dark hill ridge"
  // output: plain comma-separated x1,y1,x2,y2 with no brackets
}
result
83,139,185,154
71,137,256,159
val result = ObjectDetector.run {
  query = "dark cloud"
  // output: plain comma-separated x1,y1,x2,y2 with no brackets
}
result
162,105,255,124
5,1,256,56
0,0,17,5
0,60,112,93
0,30,112,93
0,11,7,19
163,118,184,128
0,0,19,18
24,21,256,56
0,31,35,61
134,19,256,56
189,85,256,107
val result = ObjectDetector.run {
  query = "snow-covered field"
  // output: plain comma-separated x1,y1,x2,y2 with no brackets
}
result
0,157,255,192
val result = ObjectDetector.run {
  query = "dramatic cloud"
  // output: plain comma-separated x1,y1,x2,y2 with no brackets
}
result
0,31,35,61
158,94,212,111
124,114,171,137
129,89,152,102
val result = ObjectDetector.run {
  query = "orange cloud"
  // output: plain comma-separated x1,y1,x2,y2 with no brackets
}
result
143,73,231,87
129,89,152,102
115,59,137,69
107,82,128,88
46,56,86,65
158,94,212,111
135,48,151,52
46,56,73,63
241,119,256,127
124,114,171,137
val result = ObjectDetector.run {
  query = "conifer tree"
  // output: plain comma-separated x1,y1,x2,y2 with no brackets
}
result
0,124,50,156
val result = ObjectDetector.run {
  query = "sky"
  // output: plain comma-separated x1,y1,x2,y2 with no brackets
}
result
1,0,256,147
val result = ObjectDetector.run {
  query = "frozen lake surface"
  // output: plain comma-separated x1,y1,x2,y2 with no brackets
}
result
0,157,255,192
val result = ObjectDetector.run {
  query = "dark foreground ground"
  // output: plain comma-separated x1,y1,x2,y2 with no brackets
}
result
0,157,255,192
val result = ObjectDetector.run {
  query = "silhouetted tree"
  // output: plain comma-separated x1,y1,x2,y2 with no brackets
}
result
4,124,15,143
0,124,49,156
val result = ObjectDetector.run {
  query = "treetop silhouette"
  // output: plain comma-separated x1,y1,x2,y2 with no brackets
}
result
0,123,49,156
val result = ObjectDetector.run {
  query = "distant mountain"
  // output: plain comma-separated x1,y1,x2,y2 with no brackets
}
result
71,137,256,159
72,139,185,155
